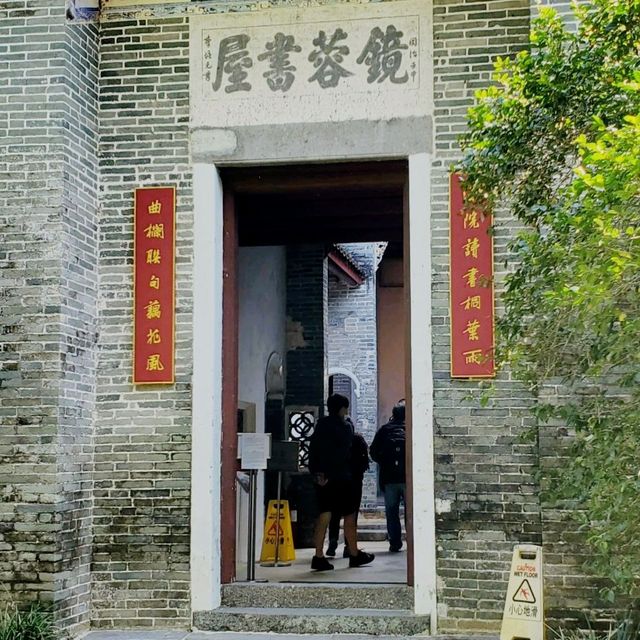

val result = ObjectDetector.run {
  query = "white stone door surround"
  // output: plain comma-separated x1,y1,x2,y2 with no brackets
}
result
189,0,436,629
190,154,437,630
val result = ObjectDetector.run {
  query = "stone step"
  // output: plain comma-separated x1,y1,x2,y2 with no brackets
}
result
358,520,388,530
358,529,388,541
222,583,413,610
193,606,430,636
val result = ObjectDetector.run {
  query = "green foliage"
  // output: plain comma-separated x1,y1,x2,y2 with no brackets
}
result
549,610,640,640
0,605,56,640
459,0,640,600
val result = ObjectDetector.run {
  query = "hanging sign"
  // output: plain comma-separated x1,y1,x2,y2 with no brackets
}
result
133,186,175,384
501,545,544,640
449,173,495,378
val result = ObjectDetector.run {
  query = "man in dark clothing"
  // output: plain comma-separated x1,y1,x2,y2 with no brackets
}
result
308,394,375,571
326,418,369,558
370,402,406,552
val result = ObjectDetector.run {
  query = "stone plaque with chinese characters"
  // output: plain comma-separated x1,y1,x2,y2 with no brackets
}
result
190,1,432,128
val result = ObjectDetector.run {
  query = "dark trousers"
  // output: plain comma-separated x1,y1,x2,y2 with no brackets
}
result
328,478,363,548
383,482,406,548
328,511,341,546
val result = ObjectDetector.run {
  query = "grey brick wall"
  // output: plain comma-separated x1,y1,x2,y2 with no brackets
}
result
532,0,577,24
93,14,192,629
327,244,379,507
285,245,328,415
0,0,610,632
431,0,599,631
0,1,98,633
57,18,100,632
431,0,539,632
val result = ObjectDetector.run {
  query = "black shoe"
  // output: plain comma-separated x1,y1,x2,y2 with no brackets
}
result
326,543,337,557
342,546,350,558
311,555,334,571
389,543,403,553
349,550,375,568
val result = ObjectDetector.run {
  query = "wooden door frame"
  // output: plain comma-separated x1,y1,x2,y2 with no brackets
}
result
221,188,239,584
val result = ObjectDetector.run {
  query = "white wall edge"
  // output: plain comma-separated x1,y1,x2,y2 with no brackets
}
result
408,152,437,631
190,163,223,611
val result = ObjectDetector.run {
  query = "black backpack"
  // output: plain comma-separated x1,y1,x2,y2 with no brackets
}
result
350,432,370,477
381,425,406,477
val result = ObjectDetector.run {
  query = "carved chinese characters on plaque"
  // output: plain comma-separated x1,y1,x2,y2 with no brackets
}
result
133,187,175,384
201,22,417,94
191,1,430,128
449,173,495,378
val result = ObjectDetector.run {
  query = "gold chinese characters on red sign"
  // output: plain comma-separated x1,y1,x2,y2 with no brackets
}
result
449,173,495,378
133,187,175,384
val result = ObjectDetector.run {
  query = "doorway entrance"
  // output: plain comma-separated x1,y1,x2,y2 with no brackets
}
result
189,155,436,621
222,160,408,587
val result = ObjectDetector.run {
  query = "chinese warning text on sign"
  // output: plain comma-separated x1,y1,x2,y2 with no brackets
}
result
133,187,175,384
449,173,495,378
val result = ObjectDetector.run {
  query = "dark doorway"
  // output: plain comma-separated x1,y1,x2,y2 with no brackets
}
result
220,161,413,585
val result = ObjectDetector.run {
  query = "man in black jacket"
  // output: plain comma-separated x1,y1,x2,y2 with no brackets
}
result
370,402,406,552
308,394,375,571
326,418,369,558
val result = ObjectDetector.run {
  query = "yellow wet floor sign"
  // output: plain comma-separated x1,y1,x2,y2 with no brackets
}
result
259,500,295,564
501,545,544,640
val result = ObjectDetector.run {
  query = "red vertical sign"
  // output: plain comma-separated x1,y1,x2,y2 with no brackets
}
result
449,173,495,378
133,187,175,384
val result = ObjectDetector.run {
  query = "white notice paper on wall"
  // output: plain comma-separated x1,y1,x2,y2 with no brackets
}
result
239,433,271,470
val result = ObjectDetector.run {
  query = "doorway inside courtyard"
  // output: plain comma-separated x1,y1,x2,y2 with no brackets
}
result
221,161,411,586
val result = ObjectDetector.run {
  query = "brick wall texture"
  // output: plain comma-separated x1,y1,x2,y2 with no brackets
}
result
93,13,192,629
0,0,98,633
285,244,328,416
327,243,380,507
0,0,602,633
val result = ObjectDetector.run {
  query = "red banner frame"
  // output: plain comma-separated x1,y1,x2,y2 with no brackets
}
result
449,173,495,378
133,186,175,384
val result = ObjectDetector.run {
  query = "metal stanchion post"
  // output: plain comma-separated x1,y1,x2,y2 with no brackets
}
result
246,469,257,582
273,472,282,565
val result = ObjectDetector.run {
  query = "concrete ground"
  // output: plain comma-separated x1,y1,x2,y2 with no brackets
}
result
81,633,495,640
238,540,407,584
81,634,433,640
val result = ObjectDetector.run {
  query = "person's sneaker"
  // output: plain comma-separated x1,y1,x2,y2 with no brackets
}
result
311,555,334,571
342,546,350,558
389,543,403,553
348,550,375,568
326,543,337,557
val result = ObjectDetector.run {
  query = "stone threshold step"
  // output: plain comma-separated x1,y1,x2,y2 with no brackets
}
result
193,607,430,636
222,582,413,609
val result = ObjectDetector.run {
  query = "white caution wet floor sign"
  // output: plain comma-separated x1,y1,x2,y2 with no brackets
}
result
500,545,544,640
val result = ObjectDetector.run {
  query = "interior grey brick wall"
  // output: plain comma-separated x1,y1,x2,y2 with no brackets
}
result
0,1,98,633
285,245,328,415
93,14,192,629
327,244,379,507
